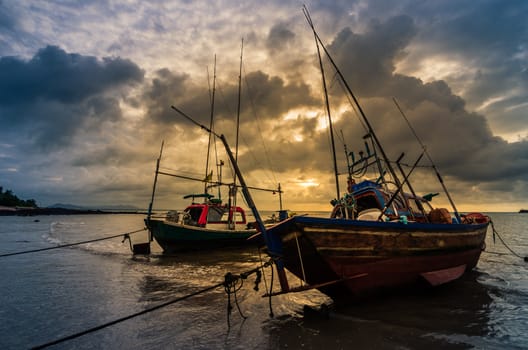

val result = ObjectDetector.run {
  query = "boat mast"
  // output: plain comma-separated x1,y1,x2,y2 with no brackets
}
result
312,25,340,200
230,39,244,227
235,39,243,174
303,7,403,191
146,141,164,241
204,55,217,195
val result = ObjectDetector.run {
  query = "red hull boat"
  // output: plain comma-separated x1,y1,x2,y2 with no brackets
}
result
267,214,489,299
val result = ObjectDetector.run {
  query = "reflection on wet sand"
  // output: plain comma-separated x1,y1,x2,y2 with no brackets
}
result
134,247,496,349
269,271,493,349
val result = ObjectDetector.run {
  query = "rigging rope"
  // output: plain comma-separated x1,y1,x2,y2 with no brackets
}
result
30,260,274,349
489,220,528,262
258,248,274,318
0,227,147,258
242,64,278,185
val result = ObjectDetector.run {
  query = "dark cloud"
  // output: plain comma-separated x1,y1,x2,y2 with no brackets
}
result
2,1,526,209
420,1,528,60
327,15,417,96
0,45,143,104
141,67,319,138
266,22,296,53
138,12,528,199
140,67,211,135
240,71,317,119
0,45,144,151
316,15,528,187
0,1,17,32
227,13,528,203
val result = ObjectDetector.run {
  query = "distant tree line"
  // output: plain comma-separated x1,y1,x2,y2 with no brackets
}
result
0,187,37,208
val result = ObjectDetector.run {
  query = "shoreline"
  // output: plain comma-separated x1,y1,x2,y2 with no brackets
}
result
0,207,147,216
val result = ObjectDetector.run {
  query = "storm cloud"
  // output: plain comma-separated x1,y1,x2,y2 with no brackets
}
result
0,0,526,211
0,45,143,151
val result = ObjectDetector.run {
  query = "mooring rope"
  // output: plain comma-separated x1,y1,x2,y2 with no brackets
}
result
489,220,527,262
30,261,273,349
257,247,275,318
31,281,224,350
0,227,147,258
224,272,247,328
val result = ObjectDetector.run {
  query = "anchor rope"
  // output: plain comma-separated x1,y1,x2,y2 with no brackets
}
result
489,220,527,262
224,272,247,328
31,260,274,349
268,258,275,318
257,248,275,318
0,227,147,258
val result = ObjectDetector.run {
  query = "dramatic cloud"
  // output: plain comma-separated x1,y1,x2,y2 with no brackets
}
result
0,45,143,151
0,0,526,212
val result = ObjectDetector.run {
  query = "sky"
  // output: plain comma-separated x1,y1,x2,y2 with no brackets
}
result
0,0,527,212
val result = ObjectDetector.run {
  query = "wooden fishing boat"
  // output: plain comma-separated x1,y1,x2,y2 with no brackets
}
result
265,185,490,299
145,45,285,254
147,194,261,253
256,8,491,300
145,162,284,253
165,8,491,300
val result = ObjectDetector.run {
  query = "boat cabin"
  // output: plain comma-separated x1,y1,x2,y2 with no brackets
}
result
182,203,247,229
348,180,433,222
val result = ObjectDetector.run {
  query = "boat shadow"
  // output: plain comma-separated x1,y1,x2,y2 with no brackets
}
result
268,270,495,349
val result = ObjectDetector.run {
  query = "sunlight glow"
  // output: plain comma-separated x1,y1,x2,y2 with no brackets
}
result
476,95,508,111
283,108,319,121
396,57,468,83
293,134,304,142
297,179,319,188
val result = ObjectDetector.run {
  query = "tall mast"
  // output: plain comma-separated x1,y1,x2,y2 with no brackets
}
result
312,24,340,199
146,141,164,241
303,7,403,191
235,39,243,170
228,39,244,228
233,39,243,203
204,55,217,194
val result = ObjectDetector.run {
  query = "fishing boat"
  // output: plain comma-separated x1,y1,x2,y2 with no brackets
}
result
147,194,258,253
144,139,285,254
164,8,490,299
265,187,490,299
145,46,285,254
255,8,492,300
147,190,287,253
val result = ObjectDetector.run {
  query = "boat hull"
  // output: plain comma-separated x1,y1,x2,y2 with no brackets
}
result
148,219,260,253
268,216,489,299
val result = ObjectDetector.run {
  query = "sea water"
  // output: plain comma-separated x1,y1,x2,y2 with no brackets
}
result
0,213,526,349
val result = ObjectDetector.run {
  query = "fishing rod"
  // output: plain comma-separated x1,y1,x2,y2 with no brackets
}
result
171,104,290,292
392,97,461,223
302,6,404,192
